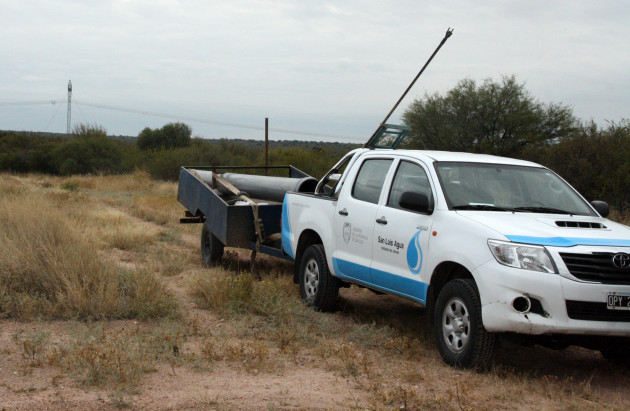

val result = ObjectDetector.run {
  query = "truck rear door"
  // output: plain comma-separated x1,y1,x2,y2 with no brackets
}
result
370,158,434,304
332,156,395,283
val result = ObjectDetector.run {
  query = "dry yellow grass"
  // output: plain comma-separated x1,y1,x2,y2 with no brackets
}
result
1,171,629,410
86,206,161,250
0,174,176,320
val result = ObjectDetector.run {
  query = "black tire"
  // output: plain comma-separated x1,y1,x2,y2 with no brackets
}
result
299,244,340,311
201,222,224,266
434,279,496,369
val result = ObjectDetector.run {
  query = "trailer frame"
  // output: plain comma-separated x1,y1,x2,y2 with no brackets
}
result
177,164,310,260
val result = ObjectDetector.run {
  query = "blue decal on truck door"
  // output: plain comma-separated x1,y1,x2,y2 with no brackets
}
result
406,230,423,275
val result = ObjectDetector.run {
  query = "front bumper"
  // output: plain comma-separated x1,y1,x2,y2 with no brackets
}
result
475,247,630,336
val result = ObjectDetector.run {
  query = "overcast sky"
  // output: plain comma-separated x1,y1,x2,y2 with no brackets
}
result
2,1,629,142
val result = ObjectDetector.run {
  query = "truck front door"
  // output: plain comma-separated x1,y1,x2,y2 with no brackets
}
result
371,159,434,304
332,157,394,283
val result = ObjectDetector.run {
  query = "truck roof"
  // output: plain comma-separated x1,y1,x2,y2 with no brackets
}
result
358,148,543,168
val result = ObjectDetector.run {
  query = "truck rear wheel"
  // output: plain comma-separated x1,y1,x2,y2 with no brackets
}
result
201,222,224,266
434,279,496,369
299,244,339,311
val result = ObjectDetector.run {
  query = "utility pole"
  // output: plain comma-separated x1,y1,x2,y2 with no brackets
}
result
264,117,269,175
66,80,72,134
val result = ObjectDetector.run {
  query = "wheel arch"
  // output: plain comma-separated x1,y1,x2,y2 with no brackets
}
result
293,229,323,284
426,261,476,325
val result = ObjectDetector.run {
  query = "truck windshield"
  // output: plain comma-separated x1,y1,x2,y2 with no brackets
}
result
434,162,596,216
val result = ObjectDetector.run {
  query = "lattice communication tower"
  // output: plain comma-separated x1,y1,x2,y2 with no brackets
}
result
66,80,72,134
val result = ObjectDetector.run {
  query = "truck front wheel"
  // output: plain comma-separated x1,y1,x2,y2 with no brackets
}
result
201,222,224,266
299,244,339,311
434,279,496,369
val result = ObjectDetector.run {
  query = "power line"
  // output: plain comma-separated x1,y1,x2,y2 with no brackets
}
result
1,97,366,142
44,99,64,131
73,99,365,142
75,100,263,131
0,99,65,107
74,100,90,125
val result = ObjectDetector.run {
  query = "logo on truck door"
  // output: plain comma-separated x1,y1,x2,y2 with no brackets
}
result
343,222,352,243
406,231,424,275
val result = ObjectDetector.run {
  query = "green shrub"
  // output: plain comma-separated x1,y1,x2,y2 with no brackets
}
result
137,122,192,151
52,124,123,175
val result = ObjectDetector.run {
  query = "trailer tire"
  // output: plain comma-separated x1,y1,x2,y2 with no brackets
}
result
201,222,224,266
299,244,339,312
434,279,496,369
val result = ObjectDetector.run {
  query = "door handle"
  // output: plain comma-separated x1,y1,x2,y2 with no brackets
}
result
376,216,387,225
338,208,348,216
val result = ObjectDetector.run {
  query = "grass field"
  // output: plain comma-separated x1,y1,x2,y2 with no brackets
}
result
0,171,629,410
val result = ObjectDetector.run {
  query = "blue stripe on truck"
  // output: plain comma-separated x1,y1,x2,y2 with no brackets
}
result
506,235,630,247
370,268,428,304
281,195,295,259
332,258,371,283
332,258,428,305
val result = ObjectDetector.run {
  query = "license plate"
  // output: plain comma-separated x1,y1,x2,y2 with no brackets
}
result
607,293,630,310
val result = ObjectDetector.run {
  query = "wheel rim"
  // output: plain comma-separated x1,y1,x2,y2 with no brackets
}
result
441,297,471,353
303,257,320,298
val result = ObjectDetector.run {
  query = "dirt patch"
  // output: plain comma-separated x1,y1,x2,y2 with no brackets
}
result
134,364,369,409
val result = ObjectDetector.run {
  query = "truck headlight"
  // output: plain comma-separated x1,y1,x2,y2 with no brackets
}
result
487,239,557,273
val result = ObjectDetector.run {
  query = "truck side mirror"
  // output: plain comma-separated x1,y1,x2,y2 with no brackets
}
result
591,200,609,218
399,191,432,214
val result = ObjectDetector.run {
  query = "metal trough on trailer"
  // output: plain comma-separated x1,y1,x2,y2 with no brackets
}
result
177,165,316,262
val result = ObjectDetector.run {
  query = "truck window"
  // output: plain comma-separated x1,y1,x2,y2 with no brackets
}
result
435,162,596,216
387,161,432,209
329,154,352,198
352,159,393,204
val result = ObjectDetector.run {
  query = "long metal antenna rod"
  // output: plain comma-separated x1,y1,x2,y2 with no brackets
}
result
376,27,453,129
66,80,72,134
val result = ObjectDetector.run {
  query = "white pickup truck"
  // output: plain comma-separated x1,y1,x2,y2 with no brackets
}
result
280,127,630,368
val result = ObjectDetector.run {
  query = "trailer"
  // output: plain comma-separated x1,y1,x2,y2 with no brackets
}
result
177,165,316,265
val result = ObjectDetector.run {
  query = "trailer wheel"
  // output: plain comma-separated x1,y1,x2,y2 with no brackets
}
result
434,279,496,369
299,244,339,311
201,222,224,266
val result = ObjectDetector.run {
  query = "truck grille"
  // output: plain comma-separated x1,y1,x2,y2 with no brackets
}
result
559,252,630,285
566,300,630,322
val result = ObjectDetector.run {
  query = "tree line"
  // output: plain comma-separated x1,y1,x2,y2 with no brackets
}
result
0,123,356,182
1,75,628,211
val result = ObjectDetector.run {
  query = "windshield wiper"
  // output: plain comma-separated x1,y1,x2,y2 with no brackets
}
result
452,204,514,212
512,206,575,215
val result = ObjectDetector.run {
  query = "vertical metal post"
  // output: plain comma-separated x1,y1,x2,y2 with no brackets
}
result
264,117,269,175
